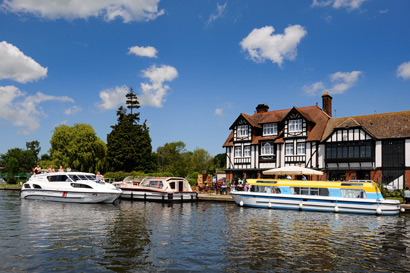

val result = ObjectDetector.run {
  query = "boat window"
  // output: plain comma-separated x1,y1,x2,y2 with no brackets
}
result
78,175,88,180
48,175,70,182
256,180,277,184
33,184,42,189
24,184,31,189
68,175,80,181
148,181,163,188
169,182,175,189
340,189,366,198
341,183,363,187
249,185,280,194
85,175,96,180
71,183,93,189
291,187,329,196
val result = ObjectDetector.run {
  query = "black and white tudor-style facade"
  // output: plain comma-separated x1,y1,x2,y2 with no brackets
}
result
223,93,410,189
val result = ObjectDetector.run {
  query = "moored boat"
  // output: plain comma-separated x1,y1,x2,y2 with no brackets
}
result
115,177,198,202
231,179,402,215
21,172,122,204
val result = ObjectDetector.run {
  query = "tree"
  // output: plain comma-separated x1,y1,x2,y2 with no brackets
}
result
107,89,153,172
1,148,33,183
49,124,107,173
156,141,191,177
26,140,41,166
190,148,212,174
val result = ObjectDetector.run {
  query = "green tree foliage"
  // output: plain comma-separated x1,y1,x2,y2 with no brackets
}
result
190,148,212,174
213,153,226,170
49,124,107,173
1,148,34,183
26,140,41,165
156,141,191,177
107,89,153,172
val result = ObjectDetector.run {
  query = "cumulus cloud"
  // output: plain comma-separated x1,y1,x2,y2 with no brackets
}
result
64,105,82,115
397,61,410,80
0,85,74,134
128,45,158,58
206,2,227,27
303,71,362,96
97,85,129,110
311,0,368,10
139,64,178,107
240,25,307,68
0,41,47,83
1,0,165,22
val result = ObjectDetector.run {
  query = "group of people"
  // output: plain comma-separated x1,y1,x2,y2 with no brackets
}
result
32,165,72,174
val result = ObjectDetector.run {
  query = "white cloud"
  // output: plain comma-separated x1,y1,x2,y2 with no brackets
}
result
0,41,47,83
64,105,82,115
397,61,410,80
128,45,158,58
240,25,307,68
139,64,178,107
312,0,368,10
1,0,165,23
206,2,227,27
97,85,129,110
303,71,362,96
215,108,223,116
0,85,74,134
379,9,389,14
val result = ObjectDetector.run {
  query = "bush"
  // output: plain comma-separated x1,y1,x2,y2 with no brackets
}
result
186,178,197,186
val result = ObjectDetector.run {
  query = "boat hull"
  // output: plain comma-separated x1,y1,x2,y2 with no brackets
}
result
231,192,401,215
120,189,198,202
21,189,121,204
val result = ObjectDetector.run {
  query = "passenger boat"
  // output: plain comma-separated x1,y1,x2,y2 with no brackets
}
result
115,177,198,202
21,172,122,203
231,179,402,215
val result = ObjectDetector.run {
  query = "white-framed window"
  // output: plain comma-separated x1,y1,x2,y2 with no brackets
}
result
237,125,249,137
261,142,274,155
297,143,306,155
285,143,294,155
244,146,251,157
234,146,242,157
289,119,302,133
263,123,277,136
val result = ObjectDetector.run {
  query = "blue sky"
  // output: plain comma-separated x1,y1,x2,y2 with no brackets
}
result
0,0,409,157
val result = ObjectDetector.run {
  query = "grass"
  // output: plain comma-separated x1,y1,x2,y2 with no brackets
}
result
385,196,404,203
0,183,22,189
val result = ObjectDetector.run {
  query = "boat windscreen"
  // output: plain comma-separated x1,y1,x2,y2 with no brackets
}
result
68,175,81,181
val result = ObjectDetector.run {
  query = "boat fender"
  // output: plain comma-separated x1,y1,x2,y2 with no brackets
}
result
376,207,382,215
400,207,405,213
334,205,339,213
239,200,244,207
299,202,303,210
268,202,271,209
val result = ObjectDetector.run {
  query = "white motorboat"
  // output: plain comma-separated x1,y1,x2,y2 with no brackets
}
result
115,177,198,202
21,172,122,203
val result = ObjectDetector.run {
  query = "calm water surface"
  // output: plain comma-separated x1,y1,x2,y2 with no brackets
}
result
1,190,410,272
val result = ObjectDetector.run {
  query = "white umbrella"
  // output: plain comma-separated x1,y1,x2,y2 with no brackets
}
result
262,166,323,176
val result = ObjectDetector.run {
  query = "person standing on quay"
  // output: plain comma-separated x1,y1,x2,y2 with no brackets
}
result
404,187,410,204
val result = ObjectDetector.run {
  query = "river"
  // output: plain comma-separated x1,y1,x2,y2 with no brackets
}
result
1,190,410,272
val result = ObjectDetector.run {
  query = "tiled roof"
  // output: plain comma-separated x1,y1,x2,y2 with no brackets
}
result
223,105,330,147
321,111,410,141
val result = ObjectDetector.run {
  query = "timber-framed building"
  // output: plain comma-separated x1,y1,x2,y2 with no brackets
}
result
223,93,410,189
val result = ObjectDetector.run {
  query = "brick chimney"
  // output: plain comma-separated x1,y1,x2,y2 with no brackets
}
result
256,104,269,113
322,92,332,117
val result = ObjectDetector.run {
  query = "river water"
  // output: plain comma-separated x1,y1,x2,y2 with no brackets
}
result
1,190,410,272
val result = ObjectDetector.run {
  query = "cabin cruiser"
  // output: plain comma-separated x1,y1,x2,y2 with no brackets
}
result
115,177,198,201
231,179,402,215
21,172,122,203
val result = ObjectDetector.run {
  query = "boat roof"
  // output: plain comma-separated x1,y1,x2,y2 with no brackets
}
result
145,177,188,182
33,171,95,177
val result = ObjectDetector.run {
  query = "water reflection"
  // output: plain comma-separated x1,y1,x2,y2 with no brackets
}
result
1,191,410,272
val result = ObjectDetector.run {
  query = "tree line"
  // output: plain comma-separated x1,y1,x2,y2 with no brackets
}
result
0,89,225,183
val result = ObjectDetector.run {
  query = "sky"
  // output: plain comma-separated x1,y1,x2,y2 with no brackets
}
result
0,0,410,157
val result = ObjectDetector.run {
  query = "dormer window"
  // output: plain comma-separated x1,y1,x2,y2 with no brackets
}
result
237,125,249,137
263,123,277,136
289,119,302,133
